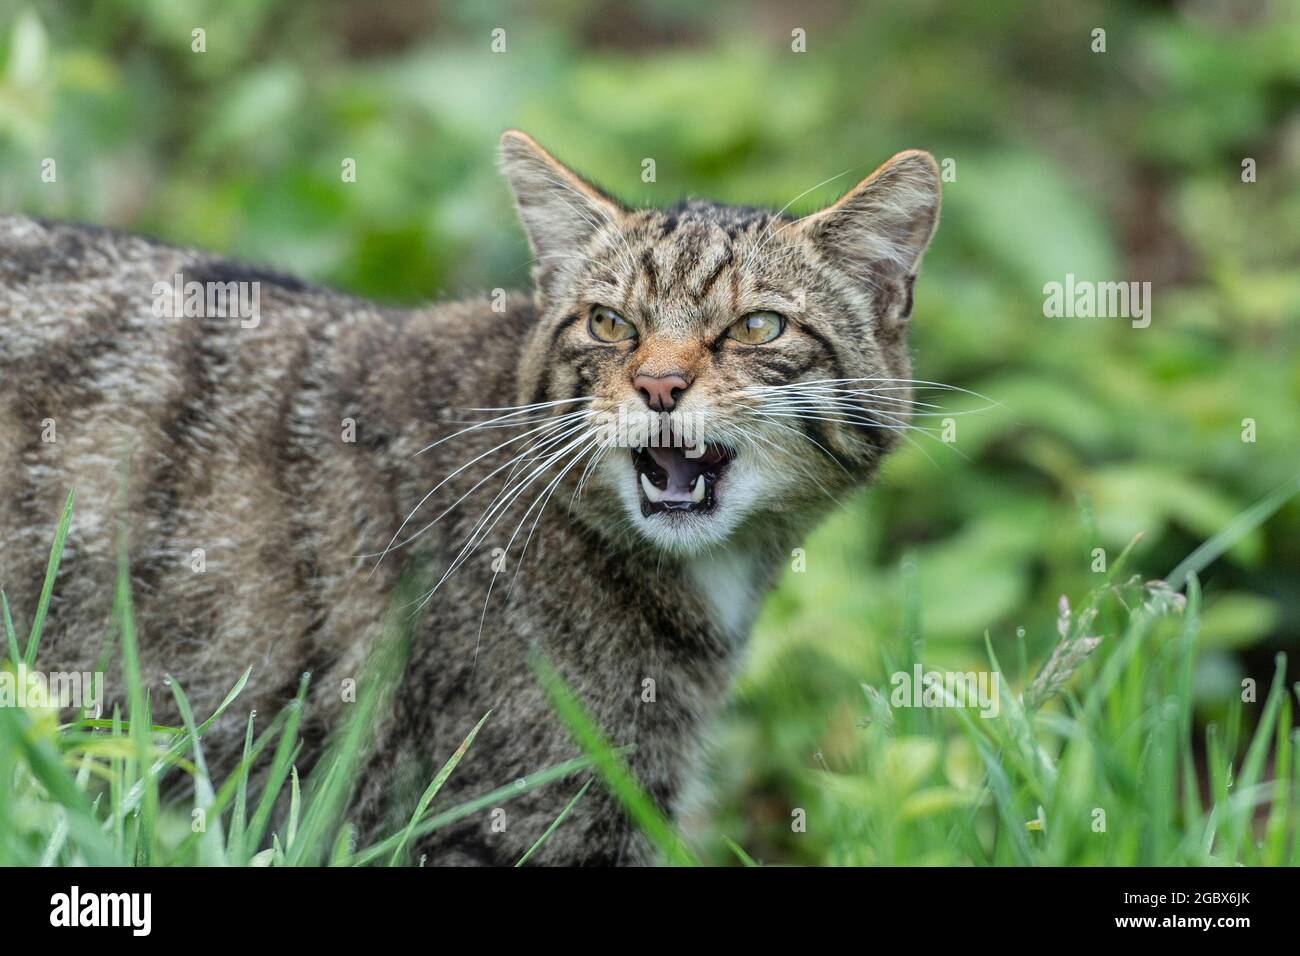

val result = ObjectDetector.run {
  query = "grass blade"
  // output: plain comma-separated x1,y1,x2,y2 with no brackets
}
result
168,676,227,866
722,835,760,867
1167,473,1300,591
532,649,698,866
228,711,256,864
24,489,75,667
286,766,301,851
515,777,592,867
245,672,309,856
114,535,156,866
388,710,492,866
2,592,19,665
350,752,599,866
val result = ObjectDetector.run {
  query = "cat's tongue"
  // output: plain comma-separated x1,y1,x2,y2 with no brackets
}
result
646,445,726,500
647,447,703,500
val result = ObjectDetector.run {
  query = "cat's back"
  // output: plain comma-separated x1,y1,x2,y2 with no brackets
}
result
0,215,410,738
0,214,541,760
0,213,360,349
0,213,367,546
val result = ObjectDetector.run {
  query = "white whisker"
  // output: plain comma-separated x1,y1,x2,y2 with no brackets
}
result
364,413,591,571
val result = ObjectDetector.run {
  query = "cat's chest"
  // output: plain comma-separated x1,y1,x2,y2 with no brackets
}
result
685,549,763,644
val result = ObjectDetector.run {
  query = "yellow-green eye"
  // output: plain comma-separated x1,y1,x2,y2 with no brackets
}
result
727,311,785,345
588,305,637,343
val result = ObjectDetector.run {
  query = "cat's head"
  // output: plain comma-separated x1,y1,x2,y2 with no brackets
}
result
501,130,940,557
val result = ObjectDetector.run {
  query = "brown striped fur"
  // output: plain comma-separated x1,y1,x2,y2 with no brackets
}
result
0,131,940,864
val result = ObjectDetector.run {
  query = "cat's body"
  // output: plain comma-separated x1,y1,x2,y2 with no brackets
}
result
0,133,940,864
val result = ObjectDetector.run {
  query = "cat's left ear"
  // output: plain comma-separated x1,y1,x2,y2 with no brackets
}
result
499,130,627,268
796,150,941,300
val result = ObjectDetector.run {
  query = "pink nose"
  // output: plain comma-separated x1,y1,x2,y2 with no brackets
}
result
633,374,689,412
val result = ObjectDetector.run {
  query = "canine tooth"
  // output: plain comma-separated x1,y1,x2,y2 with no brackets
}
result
690,474,706,503
640,472,663,502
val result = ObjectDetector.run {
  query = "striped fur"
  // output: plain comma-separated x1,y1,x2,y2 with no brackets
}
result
0,131,939,864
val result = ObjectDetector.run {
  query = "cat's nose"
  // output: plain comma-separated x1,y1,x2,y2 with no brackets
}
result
633,373,690,412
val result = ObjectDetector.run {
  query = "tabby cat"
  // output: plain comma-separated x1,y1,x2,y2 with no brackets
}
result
0,131,941,864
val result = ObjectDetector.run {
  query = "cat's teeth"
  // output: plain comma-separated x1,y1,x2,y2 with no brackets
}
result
640,472,664,502
690,474,706,503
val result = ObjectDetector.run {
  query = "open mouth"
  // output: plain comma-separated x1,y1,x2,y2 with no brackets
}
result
631,443,734,517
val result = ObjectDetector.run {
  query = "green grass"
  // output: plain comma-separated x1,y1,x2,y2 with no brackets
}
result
541,482,1298,865
0,488,1295,866
556,559,1295,867
0,493,600,866
2,0,1297,867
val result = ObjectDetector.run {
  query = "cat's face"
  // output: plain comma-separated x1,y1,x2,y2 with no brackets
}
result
502,131,940,557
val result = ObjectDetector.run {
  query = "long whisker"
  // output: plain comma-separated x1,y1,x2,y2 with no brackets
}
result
750,377,1002,406
365,413,590,571
416,427,597,610
465,396,598,414
756,393,948,414
502,437,602,598
522,252,620,283
755,394,963,419
754,409,936,436
759,400,984,420
720,419,840,503
413,398,593,456
752,409,960,466
474,436,603,670
385,417,594,563
744,412,851,477
571,441,612,508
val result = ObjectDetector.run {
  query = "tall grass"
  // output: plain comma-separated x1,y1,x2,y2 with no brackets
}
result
0,487,1295,865
534,489,1300,866
0,491,596,866
536,570,1296,865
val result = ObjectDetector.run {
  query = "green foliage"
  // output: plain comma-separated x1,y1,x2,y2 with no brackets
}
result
548,517,1300,866
0,0,1296,865
0,499,598,866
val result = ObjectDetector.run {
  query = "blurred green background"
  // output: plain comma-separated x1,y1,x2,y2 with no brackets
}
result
2,0,1297,864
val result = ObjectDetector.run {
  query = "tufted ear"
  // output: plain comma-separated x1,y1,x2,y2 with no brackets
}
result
796,150,941,293
499,130,627,271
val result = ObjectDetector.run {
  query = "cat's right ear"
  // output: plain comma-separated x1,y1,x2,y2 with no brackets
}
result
795,150,941,288
499,130,626,268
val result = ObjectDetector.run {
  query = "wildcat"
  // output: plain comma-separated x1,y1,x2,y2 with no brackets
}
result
0,131,940,865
